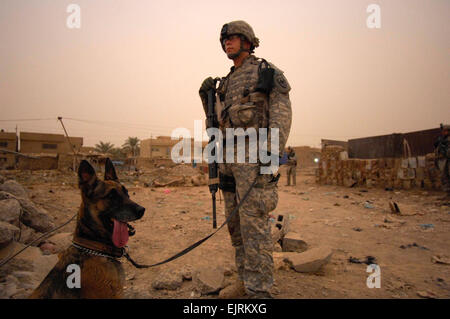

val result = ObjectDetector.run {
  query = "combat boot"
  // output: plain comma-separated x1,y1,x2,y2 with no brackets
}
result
218,280,246,299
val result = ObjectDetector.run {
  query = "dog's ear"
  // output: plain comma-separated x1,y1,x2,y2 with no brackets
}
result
78,160,98,196
104,158,119,181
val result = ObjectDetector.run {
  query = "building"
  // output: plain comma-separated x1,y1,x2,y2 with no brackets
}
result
0,130,18,169
348,128,441,159
140,136,207,160
20,132,83,155
321,139,348,151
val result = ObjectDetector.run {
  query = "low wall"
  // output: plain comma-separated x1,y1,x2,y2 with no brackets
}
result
316,146,442,190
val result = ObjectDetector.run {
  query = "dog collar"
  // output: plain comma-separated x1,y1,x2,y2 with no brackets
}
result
72,242,123,259
72,236,124,259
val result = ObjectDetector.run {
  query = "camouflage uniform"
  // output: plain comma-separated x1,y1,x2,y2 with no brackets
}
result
200,21,292,298
286,149,297,186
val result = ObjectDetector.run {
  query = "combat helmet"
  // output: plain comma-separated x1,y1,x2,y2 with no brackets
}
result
220,20,260,55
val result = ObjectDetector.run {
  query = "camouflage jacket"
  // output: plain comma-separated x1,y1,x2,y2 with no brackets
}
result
287,151,297,166
200,55,292,157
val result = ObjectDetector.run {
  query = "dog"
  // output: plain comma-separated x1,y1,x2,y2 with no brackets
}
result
30,158,145,298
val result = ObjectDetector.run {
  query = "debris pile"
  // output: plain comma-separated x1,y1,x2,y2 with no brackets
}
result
0,177,61,299
138,165,208,187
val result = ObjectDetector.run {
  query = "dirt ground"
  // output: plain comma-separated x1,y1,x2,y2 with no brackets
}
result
6,166,450,299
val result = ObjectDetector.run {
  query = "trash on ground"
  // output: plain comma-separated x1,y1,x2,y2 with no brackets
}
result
348,256,377,265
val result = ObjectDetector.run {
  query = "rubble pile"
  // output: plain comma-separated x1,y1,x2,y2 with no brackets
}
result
316,146,442,190
0,176,61,299
137,165,208,187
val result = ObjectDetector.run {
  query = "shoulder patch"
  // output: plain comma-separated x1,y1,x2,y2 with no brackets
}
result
274,72,291,94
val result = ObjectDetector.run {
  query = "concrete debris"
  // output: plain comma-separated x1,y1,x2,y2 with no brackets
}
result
0,221,20,248
16,196,54,233
417,290,437,299
0,198,22,226
151,270,183,291
431,255,450,265
0,190,54,233
0,241,58,299
281,232,308,253
0,180,29,199
283,247,333,273
193,266,225,295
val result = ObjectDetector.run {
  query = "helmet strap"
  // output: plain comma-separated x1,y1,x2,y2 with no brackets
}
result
227,36,251,60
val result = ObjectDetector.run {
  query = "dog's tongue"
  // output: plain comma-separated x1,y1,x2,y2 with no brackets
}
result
112,219,129,248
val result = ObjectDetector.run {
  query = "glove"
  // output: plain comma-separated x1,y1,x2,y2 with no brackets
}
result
199,77,215,99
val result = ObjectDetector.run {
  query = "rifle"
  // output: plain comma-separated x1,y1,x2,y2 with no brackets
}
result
206,79,220,229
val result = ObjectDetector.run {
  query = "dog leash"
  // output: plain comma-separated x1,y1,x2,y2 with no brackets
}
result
122,177,259,269
0,177,261,269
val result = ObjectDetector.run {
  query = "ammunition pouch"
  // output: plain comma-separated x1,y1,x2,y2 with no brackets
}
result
225,91,269,131
255,60,274,94
219,173,236,192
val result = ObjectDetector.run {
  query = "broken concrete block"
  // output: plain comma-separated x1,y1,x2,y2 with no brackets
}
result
282,232,308,253
0,221,19,248
180,264,193,281
17,225,38,245
15,197,54,233
0,180,28,199
0,198,22,226
193,266,224,295
151,270,183,290
283,247,333,273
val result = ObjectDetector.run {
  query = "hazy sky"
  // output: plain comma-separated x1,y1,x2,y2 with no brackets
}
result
1,0,449,148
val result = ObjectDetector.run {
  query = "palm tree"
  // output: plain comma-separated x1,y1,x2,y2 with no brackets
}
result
122,137,140,157
94,141,115,154
109,147,126,159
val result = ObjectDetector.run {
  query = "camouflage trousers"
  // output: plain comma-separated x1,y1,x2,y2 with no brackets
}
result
286,166,296,186
219,162,278,298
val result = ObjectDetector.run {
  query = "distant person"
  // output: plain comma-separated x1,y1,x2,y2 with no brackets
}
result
434,124,449,199
286,146,297,186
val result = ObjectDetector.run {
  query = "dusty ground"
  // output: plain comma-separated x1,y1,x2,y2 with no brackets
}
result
5,166,450,299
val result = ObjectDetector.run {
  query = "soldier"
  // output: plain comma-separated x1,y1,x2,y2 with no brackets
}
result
199,20,292,298
434,124,449,199
286,146,297,186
